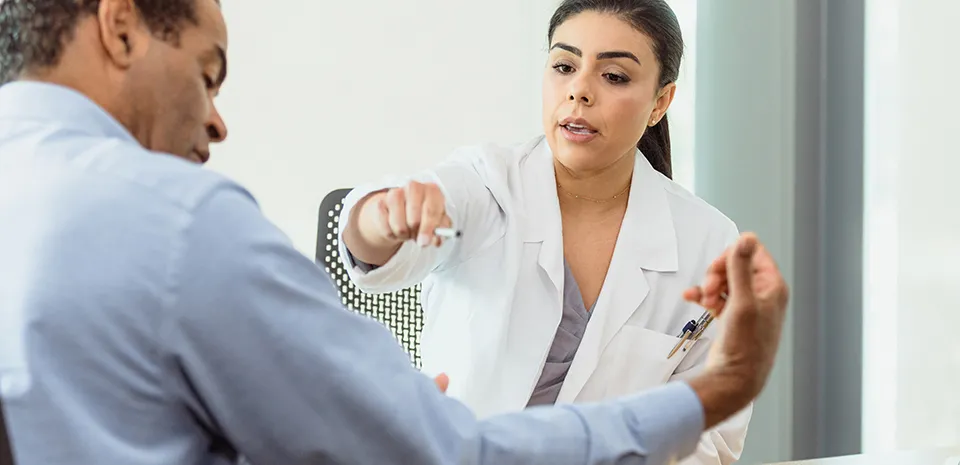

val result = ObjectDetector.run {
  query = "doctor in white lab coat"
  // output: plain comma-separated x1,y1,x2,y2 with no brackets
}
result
339,2,752,464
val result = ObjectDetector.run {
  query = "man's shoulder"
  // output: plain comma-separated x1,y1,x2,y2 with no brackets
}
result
65,137,256,217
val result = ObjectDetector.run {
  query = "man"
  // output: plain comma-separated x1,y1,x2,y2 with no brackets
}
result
0,1,790,464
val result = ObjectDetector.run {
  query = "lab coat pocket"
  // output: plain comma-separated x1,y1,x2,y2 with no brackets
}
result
602,325,693,398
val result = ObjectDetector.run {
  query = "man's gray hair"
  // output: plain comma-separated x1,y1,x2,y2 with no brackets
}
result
0,0,201,84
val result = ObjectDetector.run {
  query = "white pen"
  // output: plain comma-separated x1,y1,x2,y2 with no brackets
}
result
433,227,462,239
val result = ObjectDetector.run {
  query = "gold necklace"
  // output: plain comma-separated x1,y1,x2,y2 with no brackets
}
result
556,181,631,203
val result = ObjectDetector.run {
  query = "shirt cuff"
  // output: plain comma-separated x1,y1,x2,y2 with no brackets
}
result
343,247,381,274
622,381,705,463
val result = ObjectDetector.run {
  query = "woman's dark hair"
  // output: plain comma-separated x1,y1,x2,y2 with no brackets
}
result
547,0,683,179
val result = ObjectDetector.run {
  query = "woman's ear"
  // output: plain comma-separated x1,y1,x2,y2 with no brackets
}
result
649,82,677,126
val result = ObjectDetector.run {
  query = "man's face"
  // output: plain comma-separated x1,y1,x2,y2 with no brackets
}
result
123,0,228,163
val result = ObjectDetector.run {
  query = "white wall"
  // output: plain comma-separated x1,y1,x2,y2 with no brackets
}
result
862,0,960,453
694,1,798,462
210,1,554,255
210,0,698,257
666,0,697,190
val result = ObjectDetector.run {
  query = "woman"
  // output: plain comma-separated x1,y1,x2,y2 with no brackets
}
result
339,1,751,463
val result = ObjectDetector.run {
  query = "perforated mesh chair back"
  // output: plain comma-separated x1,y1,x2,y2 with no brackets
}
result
316,189,424,368
0,399,14,465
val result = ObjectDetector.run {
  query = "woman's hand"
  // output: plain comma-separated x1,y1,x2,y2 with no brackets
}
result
343,181,453,266
369,181,453,248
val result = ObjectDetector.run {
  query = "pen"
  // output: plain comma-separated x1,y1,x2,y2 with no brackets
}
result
676,319,698,338
692,310,709,329
684,314,715,352
668,320,698,359
433,227,462,239
669,291,729,358
668,331,692,359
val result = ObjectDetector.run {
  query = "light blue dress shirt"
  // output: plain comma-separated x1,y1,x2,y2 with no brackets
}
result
0,81,706,465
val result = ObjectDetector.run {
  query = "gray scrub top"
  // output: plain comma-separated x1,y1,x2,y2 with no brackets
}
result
527,260,594,406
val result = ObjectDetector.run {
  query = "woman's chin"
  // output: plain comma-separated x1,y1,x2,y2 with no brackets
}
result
546,133,629,172
552,148,638,177
554,152,614,173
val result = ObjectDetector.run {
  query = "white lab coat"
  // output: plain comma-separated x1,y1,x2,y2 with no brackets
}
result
338,135,753,464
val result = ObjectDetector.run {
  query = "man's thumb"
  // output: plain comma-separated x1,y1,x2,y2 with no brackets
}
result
727,233,759,296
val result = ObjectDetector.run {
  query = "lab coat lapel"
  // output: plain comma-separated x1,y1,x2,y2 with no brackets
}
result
521,138,564,300
556,151,680,403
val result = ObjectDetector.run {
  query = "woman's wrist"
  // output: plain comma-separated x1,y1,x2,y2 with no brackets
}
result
343,192,402,265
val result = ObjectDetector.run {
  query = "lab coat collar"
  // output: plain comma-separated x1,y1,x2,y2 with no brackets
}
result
519,136,680,403
520,136,680,273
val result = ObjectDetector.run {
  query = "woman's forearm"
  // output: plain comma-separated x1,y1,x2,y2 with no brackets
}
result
342,192,403,266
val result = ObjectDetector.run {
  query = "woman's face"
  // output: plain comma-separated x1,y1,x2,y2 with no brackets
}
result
542,11,675,173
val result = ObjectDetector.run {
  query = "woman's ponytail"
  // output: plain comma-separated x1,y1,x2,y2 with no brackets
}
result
637,113,672,179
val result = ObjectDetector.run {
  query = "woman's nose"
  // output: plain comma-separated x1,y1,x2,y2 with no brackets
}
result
569,93,592,104
568,78,594,105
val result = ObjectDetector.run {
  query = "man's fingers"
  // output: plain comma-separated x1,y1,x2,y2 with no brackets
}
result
683,286,703,303
699,244,729,295
433,373,450,394
701,283,727,311
751,245,790,307
727,233,759,297
753,245,783,286
703,269,726,295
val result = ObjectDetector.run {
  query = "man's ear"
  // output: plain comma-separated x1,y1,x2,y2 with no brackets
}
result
97,0,149,68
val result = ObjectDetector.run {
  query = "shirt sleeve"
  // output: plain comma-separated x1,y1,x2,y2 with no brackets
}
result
159,183,706,465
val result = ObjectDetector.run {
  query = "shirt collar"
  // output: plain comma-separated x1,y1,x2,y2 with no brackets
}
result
0,81,138,144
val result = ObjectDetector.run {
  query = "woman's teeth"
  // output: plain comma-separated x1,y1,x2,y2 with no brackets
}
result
564,124,596,135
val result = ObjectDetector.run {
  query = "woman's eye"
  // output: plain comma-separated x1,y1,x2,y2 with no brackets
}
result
552,63,575,74
604,73,630,84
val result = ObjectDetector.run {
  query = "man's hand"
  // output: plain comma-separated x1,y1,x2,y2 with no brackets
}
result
433,373,449,394
684,233,789,428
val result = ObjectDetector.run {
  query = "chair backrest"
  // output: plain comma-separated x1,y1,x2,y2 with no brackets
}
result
0,398,14,465
316,188,424,368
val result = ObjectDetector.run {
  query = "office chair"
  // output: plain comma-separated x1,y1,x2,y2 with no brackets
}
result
316,188,424,368
0,398,14,465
